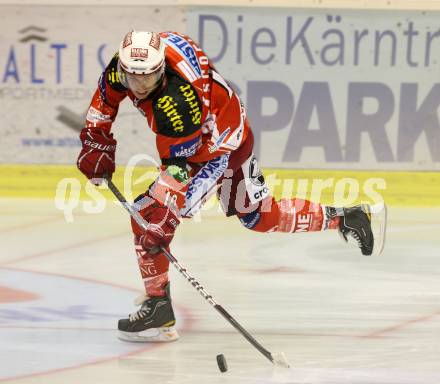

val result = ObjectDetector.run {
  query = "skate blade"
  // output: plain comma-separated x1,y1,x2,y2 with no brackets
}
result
367,202,387,256
118,326,179,343
364,201,385,215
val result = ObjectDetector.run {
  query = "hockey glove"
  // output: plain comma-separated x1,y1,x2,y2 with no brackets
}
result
77,128,116,184
138,202,180,255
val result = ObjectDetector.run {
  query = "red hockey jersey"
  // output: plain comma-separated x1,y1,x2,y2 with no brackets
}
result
85,31,250,165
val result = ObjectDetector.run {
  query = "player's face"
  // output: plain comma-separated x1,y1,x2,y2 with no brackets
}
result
120,65,164,99
126,72,162,99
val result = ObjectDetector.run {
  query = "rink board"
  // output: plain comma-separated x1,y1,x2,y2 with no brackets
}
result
1,5,439,171
0,164,438,207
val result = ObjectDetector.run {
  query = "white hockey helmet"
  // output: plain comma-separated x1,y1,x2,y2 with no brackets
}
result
118,31,166,98
118,31,165,74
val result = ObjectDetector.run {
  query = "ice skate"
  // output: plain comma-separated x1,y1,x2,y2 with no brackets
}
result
338,203,387,256
118,283,179,342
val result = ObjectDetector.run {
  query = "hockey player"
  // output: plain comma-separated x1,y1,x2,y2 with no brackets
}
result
77,31,385,342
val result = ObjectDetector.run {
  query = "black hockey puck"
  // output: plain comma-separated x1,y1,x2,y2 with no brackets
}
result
216,354,228,372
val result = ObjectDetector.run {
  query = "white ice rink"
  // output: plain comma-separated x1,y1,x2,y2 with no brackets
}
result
1,198,439,384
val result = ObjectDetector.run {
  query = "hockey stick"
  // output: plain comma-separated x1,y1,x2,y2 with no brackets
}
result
105,178,290,368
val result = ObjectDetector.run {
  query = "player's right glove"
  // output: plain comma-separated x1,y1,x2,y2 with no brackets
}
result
77,128,117,183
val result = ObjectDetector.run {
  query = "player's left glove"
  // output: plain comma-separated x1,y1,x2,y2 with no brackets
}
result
133,164,188,256
138,202,180,255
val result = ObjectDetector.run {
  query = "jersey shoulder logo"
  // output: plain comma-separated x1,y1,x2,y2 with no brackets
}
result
162,33,202,77
105,53,127,93
152,71,202,138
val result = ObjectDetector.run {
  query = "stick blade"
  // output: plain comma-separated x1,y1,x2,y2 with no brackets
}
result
271,352,291,368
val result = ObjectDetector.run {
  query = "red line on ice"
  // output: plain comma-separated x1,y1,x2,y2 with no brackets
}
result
0,230,129,266
359,309,440,338
0,266,194,383
0,215,63,235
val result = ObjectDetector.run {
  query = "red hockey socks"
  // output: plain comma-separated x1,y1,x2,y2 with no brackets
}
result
132,228,170,297
246,197,340,233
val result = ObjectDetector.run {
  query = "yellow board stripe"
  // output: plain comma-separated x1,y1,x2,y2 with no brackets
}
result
0,164,438,207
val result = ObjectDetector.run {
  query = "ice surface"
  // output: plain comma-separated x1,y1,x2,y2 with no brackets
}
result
1,198,439,383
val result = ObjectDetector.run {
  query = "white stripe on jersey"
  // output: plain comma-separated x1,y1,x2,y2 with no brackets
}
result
218,94,246,150
212,70,233,98
177,60,199,82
